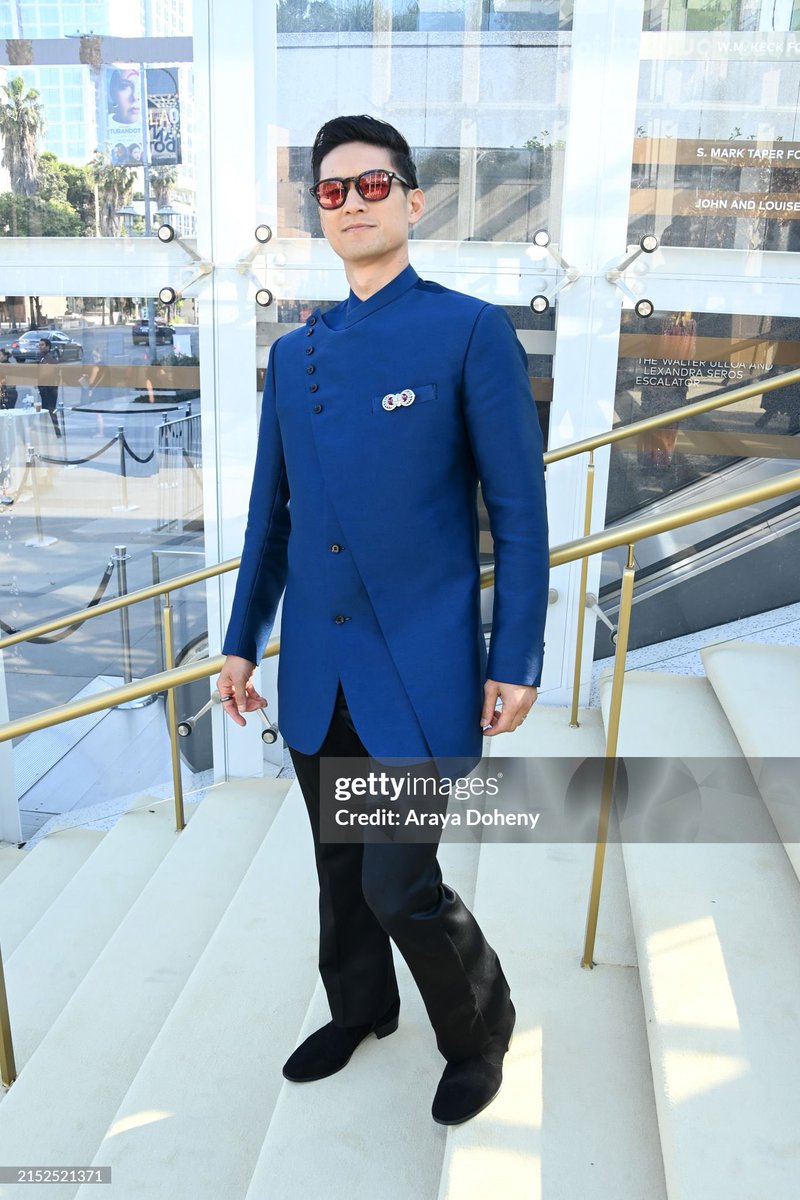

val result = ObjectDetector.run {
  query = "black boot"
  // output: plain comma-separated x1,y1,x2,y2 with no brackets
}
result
282,1001,400,1083
431,1000,516,1126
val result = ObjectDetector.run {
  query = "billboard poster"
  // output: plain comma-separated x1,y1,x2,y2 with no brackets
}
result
102,65,181,168
146,67,182,167
104,66,145,167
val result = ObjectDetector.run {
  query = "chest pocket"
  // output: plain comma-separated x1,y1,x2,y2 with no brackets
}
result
371,383,438,413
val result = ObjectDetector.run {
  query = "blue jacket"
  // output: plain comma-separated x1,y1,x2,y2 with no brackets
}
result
222,264,549,767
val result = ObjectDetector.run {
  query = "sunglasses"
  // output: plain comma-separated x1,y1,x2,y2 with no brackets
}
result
309,168,413,210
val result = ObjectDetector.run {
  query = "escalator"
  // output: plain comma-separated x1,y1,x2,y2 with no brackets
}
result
593,431,800,658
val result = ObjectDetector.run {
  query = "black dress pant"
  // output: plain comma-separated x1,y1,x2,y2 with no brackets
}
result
287,680,512,1063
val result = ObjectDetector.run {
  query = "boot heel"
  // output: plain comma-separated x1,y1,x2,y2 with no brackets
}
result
374,1014,399,1039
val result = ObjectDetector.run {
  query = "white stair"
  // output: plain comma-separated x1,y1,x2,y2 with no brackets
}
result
597,656,800,1200
1,639,797,1200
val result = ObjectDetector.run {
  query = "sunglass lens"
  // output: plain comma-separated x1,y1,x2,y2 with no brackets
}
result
317,180,346,208
359,171,391,200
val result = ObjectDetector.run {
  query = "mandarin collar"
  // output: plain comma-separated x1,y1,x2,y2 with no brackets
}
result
321,263,419,331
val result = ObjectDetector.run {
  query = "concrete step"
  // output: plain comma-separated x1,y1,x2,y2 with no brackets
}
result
74,782,321,1200
701,640,800,884
5,796,198,1068
0,779,288,1195
244,837,482,1200
599,669,800,1200
437,705,667,1200
0,845,26,886
0,827,105,955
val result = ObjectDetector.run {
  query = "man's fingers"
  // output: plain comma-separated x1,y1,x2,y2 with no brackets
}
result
481,682,500,730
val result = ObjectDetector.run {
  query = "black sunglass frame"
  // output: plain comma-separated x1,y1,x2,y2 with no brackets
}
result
308,169,414,209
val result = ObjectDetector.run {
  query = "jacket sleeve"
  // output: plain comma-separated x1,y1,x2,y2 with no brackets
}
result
221,339,291,665
461,303,549,687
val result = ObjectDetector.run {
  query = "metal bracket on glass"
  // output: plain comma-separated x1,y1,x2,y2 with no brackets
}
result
236,226,275,307
178,689,279,743
157,260,214,308
586,592,620,644
155,222,206,265
529,229,580,314
606,234,659,318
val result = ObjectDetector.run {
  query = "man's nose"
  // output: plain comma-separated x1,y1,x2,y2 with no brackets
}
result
341,180,367,211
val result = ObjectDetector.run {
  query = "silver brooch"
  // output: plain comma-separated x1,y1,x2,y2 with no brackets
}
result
382,388,416,411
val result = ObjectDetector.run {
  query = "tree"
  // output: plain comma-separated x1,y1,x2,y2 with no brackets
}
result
88,150,135,236
0,192,81,237
150,165,177,210
0,75,46,198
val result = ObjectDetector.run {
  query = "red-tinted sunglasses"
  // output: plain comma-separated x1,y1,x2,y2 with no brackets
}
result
309,168,413,210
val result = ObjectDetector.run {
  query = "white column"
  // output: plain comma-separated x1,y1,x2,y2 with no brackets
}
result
545,0,646,706
194,0,273,780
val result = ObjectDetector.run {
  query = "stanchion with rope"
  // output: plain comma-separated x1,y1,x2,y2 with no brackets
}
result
111,544,157,710
112,426,138,513
35,432,119,469
0,556,116,642
56,399,71,466
23,446,56,548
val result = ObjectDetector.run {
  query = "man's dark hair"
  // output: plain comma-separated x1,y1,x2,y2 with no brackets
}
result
38,337,52,349
311,114,418,188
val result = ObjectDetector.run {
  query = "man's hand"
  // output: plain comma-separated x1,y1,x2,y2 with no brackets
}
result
214,655,268,729
480,679,538,736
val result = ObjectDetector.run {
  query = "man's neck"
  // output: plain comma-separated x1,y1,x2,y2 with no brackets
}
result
344,252,411,302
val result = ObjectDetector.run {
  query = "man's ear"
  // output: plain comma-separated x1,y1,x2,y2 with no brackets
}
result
407,187,425,226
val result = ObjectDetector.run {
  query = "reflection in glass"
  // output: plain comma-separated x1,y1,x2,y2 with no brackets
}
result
275,0,573,33
608,309,800,523
0,294,205,834
279,142,565,243
630,26,800,251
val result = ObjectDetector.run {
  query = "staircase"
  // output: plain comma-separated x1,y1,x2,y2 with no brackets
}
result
0,639,797,1200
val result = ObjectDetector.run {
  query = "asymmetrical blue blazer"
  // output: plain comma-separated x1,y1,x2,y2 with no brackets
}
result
222,264,549,767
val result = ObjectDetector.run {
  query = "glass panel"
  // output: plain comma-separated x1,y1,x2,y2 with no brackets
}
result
0,294,205,840
629,23,800,250
273,23,570,243
594,306,800,656
609,308,800,523
0,28,194,238
276,0,573,34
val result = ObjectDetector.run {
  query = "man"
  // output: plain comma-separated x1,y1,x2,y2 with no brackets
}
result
37,338,62,438
216,115,549,1125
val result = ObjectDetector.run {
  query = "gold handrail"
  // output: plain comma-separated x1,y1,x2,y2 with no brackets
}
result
0,558,241,652
2,366,797,657
543,363,800,465
547,364,800,725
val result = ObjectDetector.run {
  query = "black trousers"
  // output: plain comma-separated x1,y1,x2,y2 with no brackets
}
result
287,680,512,1063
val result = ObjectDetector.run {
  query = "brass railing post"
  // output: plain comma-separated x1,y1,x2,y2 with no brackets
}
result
581,542,636,969
0,942,16,1087
161,593,186,831
569,449,595,727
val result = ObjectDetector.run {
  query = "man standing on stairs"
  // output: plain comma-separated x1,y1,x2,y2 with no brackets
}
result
216,114,549,1125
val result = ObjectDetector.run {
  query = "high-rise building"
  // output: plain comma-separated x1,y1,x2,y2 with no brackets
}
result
0,1,191,166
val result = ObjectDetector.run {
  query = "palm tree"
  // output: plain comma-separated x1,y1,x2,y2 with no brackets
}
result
0,75,46,197
88,150,135,236
150,165,177,210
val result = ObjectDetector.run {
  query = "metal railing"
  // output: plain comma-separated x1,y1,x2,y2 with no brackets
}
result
2,463,799,1086
3,369,800,1088
542,364,800,728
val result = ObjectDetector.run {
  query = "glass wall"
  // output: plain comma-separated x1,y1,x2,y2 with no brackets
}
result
3,0,800,837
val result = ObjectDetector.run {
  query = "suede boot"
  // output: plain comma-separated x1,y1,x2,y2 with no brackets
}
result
282,1001,400,1083
431,1000,516,1126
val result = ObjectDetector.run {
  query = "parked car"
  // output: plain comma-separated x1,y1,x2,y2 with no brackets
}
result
132,318,174,345
9,330,85,362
